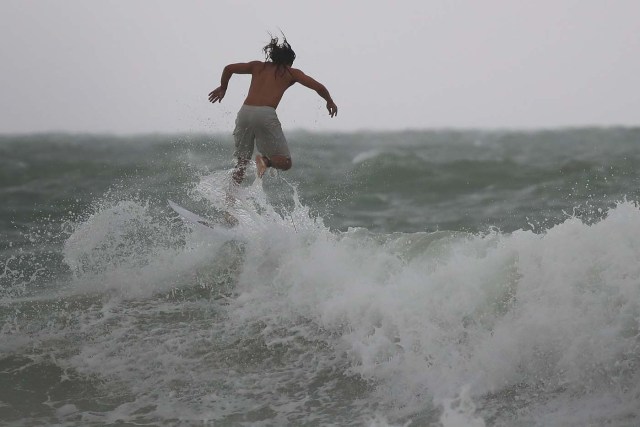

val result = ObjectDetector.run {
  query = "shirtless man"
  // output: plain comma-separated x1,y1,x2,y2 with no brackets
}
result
208,37,338,183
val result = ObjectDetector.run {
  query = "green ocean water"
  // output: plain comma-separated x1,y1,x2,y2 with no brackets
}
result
2,128,638,239
1,128,640,426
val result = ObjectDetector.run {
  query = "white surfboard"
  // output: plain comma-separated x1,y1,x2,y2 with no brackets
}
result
168,200,246,242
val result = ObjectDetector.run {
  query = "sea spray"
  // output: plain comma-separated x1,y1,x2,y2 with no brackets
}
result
3,130,640,425
224,198,640,423
4,190,640,425
439,386,486,427
50,185,640,424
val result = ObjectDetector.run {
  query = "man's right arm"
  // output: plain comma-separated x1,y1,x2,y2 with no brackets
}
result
292,69,338,117
209,61,260,104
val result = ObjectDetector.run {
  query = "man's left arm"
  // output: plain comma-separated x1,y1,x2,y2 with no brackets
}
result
291,69,338,117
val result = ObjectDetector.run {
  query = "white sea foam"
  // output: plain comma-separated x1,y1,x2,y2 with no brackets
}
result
352,148,385,164
439,386,485,427
57,178,640,424
63,199,228,298
225,195,640,423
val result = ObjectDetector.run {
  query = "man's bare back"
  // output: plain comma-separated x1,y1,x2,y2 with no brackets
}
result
244,62,294,108
209,61,337,114
208,37,337,182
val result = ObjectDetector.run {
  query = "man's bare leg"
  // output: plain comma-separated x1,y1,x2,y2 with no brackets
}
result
222,158,248,227
255,155,292,178
227,158,248,207
232,158,250,185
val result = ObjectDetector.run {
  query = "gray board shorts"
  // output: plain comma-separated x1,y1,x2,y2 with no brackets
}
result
233,105,291,160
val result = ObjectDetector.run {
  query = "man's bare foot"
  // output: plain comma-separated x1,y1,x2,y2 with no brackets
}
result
255,155,269,178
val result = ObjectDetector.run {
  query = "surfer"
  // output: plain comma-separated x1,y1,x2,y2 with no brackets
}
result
208,36,338,183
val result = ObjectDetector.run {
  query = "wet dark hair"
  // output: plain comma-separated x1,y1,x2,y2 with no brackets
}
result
263,36,296,66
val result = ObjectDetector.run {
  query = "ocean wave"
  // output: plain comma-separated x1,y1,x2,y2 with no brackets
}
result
19,175,635,425
3,130,640,425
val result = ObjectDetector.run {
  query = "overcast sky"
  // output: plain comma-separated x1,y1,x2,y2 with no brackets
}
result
1,0,639,133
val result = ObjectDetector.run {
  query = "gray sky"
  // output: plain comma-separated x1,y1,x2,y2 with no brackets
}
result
1,0,639,133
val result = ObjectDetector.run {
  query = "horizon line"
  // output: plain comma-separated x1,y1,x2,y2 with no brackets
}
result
1,124,639,137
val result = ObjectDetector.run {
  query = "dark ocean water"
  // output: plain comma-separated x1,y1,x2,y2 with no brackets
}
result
1,128,640,426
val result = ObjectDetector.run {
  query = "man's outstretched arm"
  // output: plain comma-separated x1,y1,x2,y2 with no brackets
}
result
208,61,259,103
292,70,338,117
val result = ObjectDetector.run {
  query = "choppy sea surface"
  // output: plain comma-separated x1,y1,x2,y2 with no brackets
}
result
1,128,640,426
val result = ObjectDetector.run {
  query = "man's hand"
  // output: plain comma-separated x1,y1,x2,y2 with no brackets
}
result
327,101,338,118
208,86,226,103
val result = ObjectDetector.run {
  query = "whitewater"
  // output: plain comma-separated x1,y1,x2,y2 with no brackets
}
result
1,129,640,426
